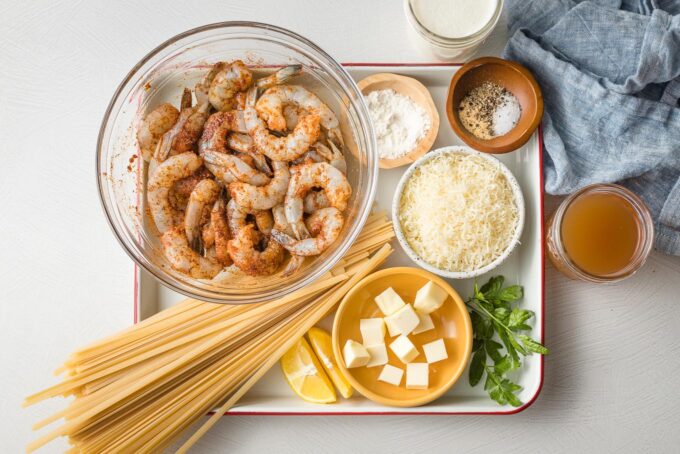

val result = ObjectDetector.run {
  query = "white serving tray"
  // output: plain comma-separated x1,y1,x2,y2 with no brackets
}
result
135,64,545,415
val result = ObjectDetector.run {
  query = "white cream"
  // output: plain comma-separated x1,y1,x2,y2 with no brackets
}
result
411,0,498,39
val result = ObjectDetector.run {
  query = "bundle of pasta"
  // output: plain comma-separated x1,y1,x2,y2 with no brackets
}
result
24,212,395,453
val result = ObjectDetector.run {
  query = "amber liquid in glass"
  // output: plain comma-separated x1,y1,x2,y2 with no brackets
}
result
560,192,641,277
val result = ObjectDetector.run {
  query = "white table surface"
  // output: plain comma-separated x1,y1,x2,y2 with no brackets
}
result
3,1,679,452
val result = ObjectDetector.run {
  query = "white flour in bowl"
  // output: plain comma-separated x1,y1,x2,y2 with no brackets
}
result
365,89,431,160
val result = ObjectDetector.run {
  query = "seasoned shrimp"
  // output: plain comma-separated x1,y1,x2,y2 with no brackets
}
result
198,111,247,154
210,197,232,266
171,166,213,209
228,161,289,210
255,84,338,133
272,205,306,276
226,199,274,237
195,64,222,106
155,102,211,161
137,103,179,162
272,207,344,256
244,87,321,161
161,227,221,279
227,133,273,176
284,162,351,238
314,141,347,174
184,179,220,250
227,224,284,276
255,65,302,90
303,190,330,214
203,150,270,187
209,60,253,111
147,152,203,233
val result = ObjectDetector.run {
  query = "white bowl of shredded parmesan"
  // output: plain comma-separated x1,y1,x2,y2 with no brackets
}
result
393,146,524,279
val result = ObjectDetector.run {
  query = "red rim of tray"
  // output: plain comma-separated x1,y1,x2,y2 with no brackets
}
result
132,62,546,416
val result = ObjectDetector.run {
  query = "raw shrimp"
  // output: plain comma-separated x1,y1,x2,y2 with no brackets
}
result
314,141,347,174
226,199,274,237
255,84,338,133
209,60,253,111
171,166,214,208
195,64,222,105
137,103,179,162
161,227,222,279
272,207,344,256
210,197,232,266
272,205,306,276
227,224,284,276
184,179,220,250
228,161,290,210
303,190,330,214
155,102,211,161
244,87,321,161
198,111,248,154
227,133,272,176
284,162,351,239
203,150,270,187
254,65,302,90
147,152,203,233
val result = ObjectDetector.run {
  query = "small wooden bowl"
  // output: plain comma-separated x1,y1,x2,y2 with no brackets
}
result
332,267,472,407
357,73,439,169
446,57,543,154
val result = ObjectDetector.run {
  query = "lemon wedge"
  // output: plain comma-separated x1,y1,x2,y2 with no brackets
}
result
306,327,353,399
281,336,336,404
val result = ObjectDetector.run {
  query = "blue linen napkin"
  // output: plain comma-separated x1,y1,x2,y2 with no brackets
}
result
502,0,680,255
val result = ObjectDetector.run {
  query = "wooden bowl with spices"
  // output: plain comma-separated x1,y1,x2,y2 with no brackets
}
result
358,73,439,169
446,57,543,154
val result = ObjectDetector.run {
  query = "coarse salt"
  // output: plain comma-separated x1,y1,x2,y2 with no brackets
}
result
365,89,431,160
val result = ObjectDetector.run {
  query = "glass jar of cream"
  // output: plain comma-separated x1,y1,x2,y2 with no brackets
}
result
403,0,503,61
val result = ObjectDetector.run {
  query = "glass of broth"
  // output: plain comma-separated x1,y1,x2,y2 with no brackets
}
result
546,184,654,283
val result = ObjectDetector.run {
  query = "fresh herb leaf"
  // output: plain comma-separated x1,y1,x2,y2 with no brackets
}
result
469,349,486,387
480,275,504,298
518,334,550,355
497,285,523,303
484,339,504,362
508,308,533,332
484,366,523,407
465,276,548,407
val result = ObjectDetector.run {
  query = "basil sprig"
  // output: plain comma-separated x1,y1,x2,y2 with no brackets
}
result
466,276,548,407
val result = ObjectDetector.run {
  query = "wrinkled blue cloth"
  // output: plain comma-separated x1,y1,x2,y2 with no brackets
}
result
502,0,680,255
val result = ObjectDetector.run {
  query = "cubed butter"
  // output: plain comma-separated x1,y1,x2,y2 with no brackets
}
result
423,338,448,363
365,344,388,368
360,318,386,346
378,364,404,386
389,335,419,364
406,363,429,389
411,311,435,335
384,304,420,336
343,340,370,368
414,281,448,314
374,287,406,316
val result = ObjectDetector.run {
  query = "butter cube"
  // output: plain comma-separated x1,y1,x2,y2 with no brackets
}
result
343,340,370,368
412,312,434,335
384,304,420,336
406,363,429,389
378,364,404,386
365,344,388,368
389,335,419,364
360,318,386,346
414,281,448,314
423,339,448,363
374,287,406,316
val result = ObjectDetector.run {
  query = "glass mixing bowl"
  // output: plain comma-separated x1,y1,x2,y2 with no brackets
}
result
97,22,378,303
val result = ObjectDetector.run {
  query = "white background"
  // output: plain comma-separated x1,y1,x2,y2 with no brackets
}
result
2,1,680,452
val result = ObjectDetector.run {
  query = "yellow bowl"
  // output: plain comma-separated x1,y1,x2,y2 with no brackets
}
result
332,267,473,407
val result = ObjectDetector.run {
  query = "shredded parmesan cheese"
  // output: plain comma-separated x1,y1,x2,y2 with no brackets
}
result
398,152,519,272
